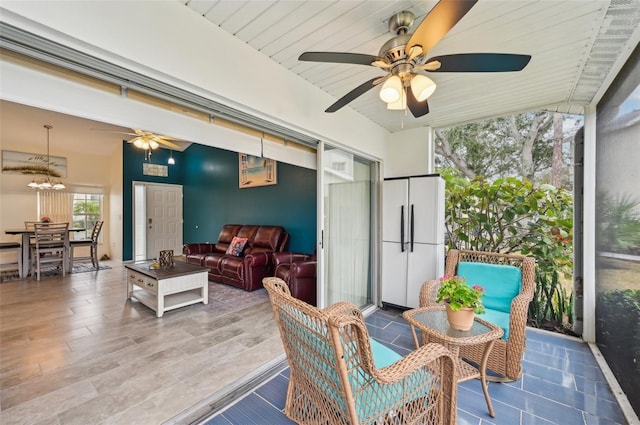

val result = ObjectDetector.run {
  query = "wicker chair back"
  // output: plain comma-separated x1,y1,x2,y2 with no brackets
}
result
264,277,457,425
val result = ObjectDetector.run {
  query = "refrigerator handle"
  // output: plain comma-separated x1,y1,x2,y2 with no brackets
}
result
400,205,405,252
410,204,415,252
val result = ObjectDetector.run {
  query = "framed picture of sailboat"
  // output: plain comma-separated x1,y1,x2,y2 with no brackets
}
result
238,153,277,188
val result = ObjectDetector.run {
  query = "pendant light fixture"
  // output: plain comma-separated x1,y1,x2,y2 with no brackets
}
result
27,124,65,190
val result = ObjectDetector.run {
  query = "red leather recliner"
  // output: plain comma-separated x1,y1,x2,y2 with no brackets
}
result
272,251,317,305
184,224,288,291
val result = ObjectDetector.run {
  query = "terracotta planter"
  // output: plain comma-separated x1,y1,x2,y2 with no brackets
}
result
445,304,475,331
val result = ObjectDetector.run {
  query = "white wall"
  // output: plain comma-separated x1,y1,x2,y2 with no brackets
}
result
384,127,434,178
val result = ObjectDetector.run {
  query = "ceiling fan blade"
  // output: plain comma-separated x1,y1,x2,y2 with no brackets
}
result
91,129,138,136
326,77,382,113
299,52,382,66
155,138,181,150
426,53,531,72
406,87,430,118
406,0,478,56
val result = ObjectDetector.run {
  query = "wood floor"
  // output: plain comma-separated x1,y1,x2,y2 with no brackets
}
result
0,261,284,425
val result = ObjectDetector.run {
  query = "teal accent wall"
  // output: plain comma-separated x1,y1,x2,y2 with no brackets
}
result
122,142,317,260
182,144,316,253
122,143,184,261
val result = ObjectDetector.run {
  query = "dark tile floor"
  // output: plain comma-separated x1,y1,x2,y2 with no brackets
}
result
203,307,627,425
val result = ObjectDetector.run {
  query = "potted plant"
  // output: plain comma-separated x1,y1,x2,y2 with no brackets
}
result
436,274,485,331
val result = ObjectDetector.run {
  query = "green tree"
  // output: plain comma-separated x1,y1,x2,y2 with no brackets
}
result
435,111,581,188
441,170,574,327
73,200,100,215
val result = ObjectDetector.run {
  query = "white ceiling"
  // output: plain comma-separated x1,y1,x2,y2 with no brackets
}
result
183,0,640,132
1,1,639,156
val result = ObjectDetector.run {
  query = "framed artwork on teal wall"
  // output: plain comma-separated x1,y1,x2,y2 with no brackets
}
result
239,153,277,188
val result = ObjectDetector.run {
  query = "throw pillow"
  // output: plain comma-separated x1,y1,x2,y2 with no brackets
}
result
226,236,248,256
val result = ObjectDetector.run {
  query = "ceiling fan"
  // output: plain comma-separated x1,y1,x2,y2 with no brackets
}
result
299,0,531,118
93,128,182,150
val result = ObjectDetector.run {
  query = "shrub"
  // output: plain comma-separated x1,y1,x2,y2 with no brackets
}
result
441,169,574,327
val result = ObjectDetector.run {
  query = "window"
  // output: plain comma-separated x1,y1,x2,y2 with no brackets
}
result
72,193,102,239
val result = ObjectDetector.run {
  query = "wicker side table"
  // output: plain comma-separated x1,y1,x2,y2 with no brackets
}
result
403,305,504,417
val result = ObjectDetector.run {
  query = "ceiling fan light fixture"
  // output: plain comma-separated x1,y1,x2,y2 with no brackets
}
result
149,140,159,150
133,138,145,149
387,90,407,110
411,74,437,101
379,75,402,103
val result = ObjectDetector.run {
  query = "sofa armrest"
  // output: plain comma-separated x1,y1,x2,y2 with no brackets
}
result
290,261,316,278
183,243,216,255
272,252,312,267
245,251,271,268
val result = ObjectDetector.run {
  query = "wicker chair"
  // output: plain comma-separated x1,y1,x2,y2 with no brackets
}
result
264,277,457,425
419,249,536,382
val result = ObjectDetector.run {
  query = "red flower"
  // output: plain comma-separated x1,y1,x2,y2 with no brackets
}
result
473,284,485,293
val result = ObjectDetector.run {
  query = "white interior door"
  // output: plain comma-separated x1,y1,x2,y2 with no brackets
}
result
133,182,183,261
146,183,183,259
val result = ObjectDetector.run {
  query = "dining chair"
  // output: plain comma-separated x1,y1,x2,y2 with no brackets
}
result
69,221,103,270
31,222,69,281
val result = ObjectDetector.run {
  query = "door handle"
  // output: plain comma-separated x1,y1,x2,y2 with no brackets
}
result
410,204,415,252
400,205,405,252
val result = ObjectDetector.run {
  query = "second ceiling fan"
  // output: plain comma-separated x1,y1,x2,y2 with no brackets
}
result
299,0,531,118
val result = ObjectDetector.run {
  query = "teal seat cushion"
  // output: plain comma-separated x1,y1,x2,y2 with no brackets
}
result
282,306,430,422
478,308,511,340
370,338,402,368
457,262,521,314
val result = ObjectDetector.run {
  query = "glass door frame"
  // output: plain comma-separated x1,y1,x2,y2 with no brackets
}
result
316,139,382,310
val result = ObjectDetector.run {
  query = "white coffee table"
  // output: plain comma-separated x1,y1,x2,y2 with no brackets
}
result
126,261,208,317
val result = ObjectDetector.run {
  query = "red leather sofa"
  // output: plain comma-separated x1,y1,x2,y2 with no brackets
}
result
183,224,288,291
272,252,317,306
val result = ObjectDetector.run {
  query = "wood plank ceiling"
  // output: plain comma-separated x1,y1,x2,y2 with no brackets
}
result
183,0,640,132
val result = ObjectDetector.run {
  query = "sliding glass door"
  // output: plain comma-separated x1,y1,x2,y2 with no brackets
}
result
318,143,380,309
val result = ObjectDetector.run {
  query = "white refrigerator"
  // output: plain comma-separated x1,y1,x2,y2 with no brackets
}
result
381,175,445,309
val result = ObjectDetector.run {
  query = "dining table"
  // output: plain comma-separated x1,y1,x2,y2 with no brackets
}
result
5,226,86,278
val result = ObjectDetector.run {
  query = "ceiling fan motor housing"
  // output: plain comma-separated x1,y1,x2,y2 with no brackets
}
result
379,34,412,65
